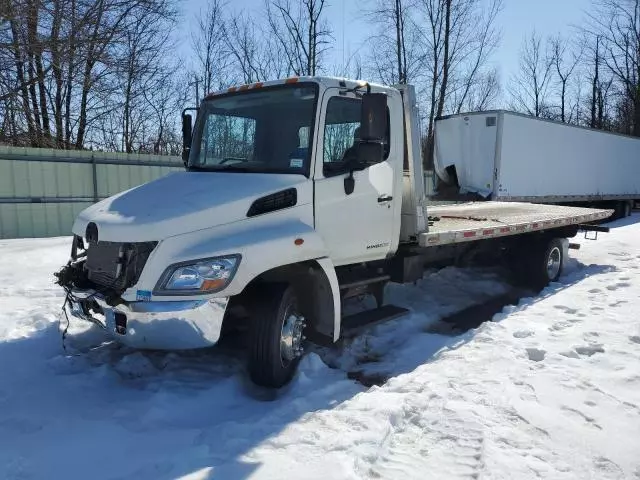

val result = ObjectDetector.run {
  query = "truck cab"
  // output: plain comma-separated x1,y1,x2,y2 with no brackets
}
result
181,77,424,264
60,77,425,388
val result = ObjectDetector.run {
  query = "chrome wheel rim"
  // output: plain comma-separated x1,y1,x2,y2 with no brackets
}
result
546,247,561,280
280,308,306,364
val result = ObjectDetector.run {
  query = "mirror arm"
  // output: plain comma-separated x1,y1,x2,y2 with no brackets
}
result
344,170,355,195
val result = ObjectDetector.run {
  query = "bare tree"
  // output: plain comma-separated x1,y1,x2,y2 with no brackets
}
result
579,32,615,129
0,0,182,151
449,0,502,113
550,34,582,123
191,0,230,98
455,68,500,112
508,31,555,117
266,0,333,76
116,2,177,152
143,72,189,154
365,0,422,85
416,0,503,168
588,0,640,135
225,9,289,84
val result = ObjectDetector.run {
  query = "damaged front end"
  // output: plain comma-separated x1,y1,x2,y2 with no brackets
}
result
54,235,230,350
54,235,157,331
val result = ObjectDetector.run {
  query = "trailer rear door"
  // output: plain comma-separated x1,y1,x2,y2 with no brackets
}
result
434,113,499,197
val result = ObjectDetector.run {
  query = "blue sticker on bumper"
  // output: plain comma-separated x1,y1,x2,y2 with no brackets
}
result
136,290,152,302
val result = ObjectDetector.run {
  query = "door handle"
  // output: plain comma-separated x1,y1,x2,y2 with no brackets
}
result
378,195,393,203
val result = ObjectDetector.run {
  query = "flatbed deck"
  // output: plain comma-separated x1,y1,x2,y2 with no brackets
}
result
419,202,612,247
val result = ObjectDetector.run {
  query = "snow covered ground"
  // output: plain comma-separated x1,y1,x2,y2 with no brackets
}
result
1,215,639,480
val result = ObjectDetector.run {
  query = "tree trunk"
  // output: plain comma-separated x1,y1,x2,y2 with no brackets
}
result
26,0,43,144
65,0,78,148
395,0,403,83
435,0,451,120
7,4,36,142
75,0,106,149
51,0,64,147
591,37,600,129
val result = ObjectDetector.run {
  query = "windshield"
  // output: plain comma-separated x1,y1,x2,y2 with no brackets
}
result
188,83,318,175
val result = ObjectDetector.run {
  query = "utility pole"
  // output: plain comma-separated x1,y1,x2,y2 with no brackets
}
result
188,75,201,106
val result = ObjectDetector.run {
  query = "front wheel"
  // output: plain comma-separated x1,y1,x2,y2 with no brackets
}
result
248,284,306,388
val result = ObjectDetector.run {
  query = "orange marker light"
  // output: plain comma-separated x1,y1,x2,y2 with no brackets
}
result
294,238,304,246
201,279,226,291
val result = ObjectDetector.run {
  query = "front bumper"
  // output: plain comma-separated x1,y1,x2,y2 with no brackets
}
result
68,289,229,350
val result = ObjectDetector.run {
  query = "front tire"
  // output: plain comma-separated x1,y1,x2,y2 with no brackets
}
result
248,284,306,388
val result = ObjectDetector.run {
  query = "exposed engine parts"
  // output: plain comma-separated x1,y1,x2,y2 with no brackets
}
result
55,235,157,297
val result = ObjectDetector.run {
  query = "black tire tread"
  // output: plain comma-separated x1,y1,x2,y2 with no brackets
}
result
510,237,564,291
248,283,300,388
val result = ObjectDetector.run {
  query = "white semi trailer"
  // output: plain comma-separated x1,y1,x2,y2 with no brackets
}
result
434,111,640,218
56,77,611,389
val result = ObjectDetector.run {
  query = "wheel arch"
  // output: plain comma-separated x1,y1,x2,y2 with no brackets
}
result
236,258,341,343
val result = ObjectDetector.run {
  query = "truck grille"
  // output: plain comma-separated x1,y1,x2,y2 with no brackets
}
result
86,241,157,292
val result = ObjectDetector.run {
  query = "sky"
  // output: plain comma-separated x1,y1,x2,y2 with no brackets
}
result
179,0,592,98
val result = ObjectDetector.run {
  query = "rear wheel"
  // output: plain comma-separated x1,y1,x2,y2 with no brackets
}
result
248,284,306,388
612,201,629,220
511,237,564,290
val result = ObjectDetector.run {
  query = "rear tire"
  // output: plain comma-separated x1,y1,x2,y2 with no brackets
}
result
248,284,305,388
613,201,627,220
511,237,564,291
623,201,632,218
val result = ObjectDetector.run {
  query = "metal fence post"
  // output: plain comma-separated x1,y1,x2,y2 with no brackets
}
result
91,152,98,203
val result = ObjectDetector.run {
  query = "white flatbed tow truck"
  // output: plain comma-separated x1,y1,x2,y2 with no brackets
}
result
56,76,611,388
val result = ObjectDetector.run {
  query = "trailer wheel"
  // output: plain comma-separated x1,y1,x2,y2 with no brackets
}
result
613,201,628,220
512,237,564,290
248,283,306,388
623,201,632,218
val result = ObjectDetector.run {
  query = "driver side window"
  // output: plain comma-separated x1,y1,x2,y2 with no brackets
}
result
322,96,389,176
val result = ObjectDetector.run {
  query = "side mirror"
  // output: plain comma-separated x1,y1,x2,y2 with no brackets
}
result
356,142,384,166
343,92,387,196
360,92,387,142
182,113,193,165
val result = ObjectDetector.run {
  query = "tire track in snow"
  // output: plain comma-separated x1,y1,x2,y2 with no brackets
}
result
359,399,486,480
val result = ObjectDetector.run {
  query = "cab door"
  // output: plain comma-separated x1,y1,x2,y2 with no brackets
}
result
313,88,401,266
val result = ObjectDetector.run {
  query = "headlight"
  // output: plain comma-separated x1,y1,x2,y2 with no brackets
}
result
155,255,241,294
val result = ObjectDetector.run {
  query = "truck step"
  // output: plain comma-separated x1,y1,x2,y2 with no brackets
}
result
340,305,409,338
339,275,390,290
